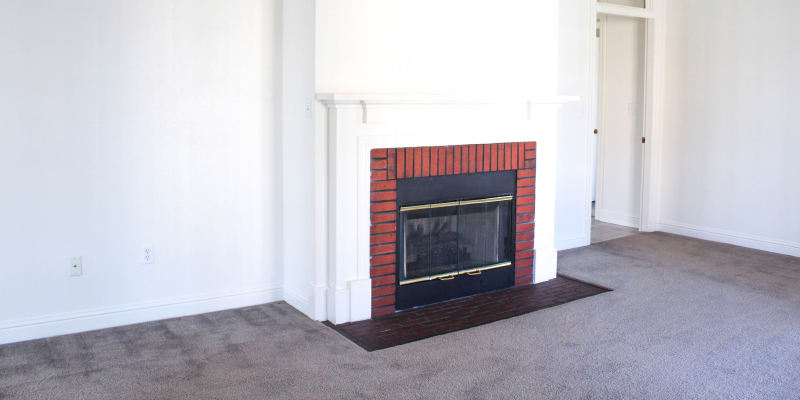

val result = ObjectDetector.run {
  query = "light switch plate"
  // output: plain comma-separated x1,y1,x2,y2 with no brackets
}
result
69,256,82,276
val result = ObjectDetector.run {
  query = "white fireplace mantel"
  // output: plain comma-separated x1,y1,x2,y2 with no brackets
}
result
312,93,576,324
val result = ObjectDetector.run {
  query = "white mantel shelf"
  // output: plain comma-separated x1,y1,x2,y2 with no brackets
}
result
301,92,573,325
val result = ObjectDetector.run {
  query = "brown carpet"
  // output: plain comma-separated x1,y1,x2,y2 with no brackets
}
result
1,232,800,399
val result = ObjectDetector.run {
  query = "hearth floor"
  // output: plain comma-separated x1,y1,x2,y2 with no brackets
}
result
323,275,611,351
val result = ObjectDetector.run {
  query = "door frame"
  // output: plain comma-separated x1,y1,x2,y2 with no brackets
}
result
584,0,665,241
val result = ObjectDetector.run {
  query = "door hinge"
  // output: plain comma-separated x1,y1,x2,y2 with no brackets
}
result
641,137,646,144
596,28,600,38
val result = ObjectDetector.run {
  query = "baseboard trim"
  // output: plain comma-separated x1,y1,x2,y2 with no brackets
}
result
658,220,800,258
596,209,640,228
283,285,313,318
0,286,282,345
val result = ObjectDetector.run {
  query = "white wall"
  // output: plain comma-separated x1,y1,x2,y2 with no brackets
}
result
595,15,645,228
281,0,322,317
0,0,283,344
659,0,800,256
314,0,593,252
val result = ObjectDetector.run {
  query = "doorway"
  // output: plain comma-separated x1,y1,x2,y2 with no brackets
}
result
590,14,645,244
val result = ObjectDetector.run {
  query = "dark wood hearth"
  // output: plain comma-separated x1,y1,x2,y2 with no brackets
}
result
324,275,611,351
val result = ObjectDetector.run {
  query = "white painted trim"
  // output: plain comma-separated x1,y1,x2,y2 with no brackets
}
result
596,209,640,228
658,220,800,258
317,93,578,106
597,3,654,19
586,0,666,244
318,95,569,323
0,286,282,345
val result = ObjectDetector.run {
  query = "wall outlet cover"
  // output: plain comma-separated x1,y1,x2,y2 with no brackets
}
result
143,244,154,264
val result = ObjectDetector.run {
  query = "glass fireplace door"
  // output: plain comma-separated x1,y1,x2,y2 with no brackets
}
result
399,196,511,285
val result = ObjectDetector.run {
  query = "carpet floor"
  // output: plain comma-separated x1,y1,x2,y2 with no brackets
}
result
2,232,800,399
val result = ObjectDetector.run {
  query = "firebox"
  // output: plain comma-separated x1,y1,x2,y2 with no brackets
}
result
395,171,516,309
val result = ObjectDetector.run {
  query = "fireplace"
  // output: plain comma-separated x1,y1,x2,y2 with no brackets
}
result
370,142,537,316
396,171,516,309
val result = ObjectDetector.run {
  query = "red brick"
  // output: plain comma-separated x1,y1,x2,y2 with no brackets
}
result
516,249,534,259
515,266,533,277
371,180,397,191
371,170,387,181
517,187,535,196
373,295,395,307
370,243,396,256
430,146,438,176
516,232,534,242
498,143,505,170
388,149,396,179
405,148,414,178
371,212,396,224
372,274,396,287
525,150,536,160
469,144,477,174
517,205,535,214
491,144,498,171
371,201,396,213
396,148,405,179
517,222,535,232
370,148,387,158
518,143,525,169
516,214,534,224
371,223,397,235
525,142,536,150
412,147,421,177
524,160,536,169
505,143,512,170
370,159,387,170
462,145,469,174
454,145,461,174
517,195,535,205
438,147,446,175
515,276,533,286
517,177,535,187
518,168,535,178
370,233,395,245
422,147,430,177
370,264,394,276
372,305,395,317
516,258,533,268
476,144,483,173
516,240,533,250
371,191,397,202
511,143,519,169
372,285,395,297
483,144,491,171
446,146,454,175
370,254,396,267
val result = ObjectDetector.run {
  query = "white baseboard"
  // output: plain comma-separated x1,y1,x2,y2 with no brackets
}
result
0,286,282,345
596,209,640,228
283,285,313,319
658,220,800,258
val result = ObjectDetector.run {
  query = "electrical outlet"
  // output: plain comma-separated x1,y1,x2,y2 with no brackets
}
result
69,256,82,276
142,245,154,264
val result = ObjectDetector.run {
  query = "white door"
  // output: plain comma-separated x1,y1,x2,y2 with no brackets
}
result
595,14,645,228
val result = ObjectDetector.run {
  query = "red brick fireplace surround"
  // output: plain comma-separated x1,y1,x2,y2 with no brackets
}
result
369,142,536,317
